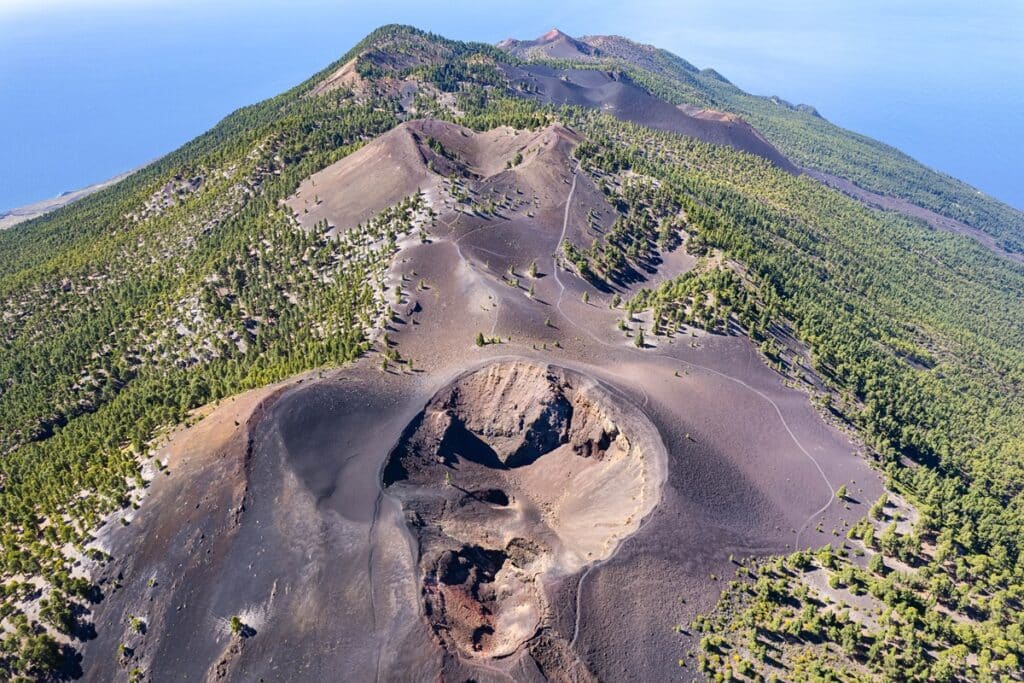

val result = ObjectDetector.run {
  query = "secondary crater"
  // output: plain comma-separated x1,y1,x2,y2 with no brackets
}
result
384,360,667,661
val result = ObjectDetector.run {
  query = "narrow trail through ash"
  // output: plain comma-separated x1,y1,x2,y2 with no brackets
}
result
550,161,837,652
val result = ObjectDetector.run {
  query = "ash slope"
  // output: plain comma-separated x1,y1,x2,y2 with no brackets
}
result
496,29,796,173
501,63,797,174
80,115,880,682
501,28,1024,261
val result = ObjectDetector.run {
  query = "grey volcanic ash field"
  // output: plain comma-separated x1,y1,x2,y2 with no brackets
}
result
79,116,881,681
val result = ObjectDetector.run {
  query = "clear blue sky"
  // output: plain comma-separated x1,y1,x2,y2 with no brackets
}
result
1,0,1022,211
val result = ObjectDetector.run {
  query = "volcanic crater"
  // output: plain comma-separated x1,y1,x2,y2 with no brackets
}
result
384,360,667,661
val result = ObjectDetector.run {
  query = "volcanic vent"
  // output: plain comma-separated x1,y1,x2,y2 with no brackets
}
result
384,360,666,661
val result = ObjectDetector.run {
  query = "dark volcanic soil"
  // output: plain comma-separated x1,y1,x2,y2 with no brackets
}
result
78,116,881,682
500,63,797,174
497,29,598,61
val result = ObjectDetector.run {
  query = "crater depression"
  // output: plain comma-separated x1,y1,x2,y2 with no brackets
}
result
384,360,667,661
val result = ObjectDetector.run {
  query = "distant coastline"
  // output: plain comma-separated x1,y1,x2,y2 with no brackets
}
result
0,168,137,229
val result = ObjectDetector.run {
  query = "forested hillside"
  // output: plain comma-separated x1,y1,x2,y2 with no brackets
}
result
565,110,1024,679
564,34,1024,254
0,29,423,676
1,24,1023,680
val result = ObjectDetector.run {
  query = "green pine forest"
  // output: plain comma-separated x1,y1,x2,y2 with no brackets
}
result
1,25,1023,680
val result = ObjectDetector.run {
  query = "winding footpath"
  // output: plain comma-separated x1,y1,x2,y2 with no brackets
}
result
552,161,836,656
415,163,836,674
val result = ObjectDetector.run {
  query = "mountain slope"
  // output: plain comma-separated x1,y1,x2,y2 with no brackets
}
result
546,31,1024,255
0,24,1023,682
497,27,598,60
500,62,798,172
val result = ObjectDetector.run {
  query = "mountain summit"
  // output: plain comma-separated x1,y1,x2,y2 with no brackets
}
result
498,26,597,59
